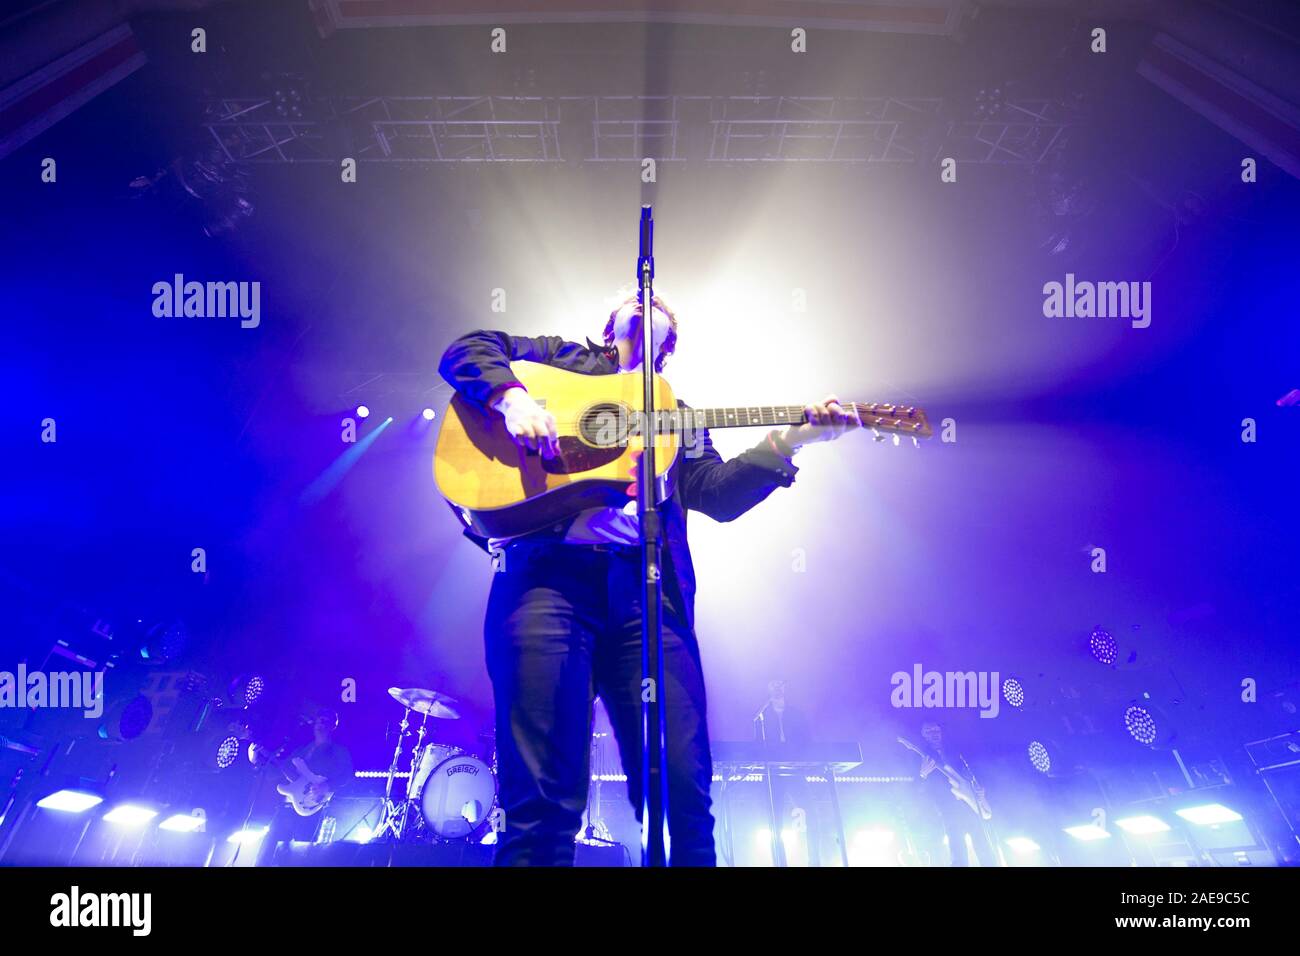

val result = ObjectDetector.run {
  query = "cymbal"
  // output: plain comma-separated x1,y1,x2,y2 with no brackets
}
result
388,686,460,719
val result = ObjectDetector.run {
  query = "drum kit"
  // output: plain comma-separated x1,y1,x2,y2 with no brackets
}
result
370,686,500,845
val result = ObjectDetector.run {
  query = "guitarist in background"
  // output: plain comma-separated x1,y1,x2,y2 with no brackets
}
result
437,290,859,866
253,709,354,866
914,719,996,867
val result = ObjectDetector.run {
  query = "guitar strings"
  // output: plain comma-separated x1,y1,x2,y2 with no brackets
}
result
542,403,920,428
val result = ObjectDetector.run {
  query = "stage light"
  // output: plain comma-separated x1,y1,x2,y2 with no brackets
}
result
848,826,897,865
269,74,308,120
227,673,267,706
97,694,153,742
1028,740,1051,774
1115,814,1171,835
301,413,394,504
1005,836,1041,854
853,827,896,848
154,148,254,237
421,408,436,421
159,813,206,833
138,619,188,662
227,826,268,845
1063,823,1111,842
1002,677,1025,709
215,734,242,769
1124,705,1158,745
103,804,158,827
972,85,1005,121
231,676,263,707
1089,626,1116,665
356,404,371,419
753,827,798,852
1175,804,1243,826
37,790,103,813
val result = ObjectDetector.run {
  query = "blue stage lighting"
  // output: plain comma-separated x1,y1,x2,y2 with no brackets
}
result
215,735,241,769
1028,740,1051,774
160,813,206,833
244,675,265,704
1063,823,1110,842
1175,803,1243,826
103,804,159,827
1002,677,1025,708
1124,705,1158,745
1115,814,1170,835
37,790,103,813
1089,626,1116,665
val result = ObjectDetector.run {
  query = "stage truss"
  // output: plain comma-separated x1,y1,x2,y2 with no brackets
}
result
201,94,1076,167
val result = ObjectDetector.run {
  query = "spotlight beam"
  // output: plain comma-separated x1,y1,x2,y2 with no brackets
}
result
301,417,393,505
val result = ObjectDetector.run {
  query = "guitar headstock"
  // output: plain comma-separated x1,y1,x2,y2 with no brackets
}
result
854,403,933,441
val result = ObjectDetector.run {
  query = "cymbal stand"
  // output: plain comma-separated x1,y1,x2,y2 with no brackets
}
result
371,705,414,842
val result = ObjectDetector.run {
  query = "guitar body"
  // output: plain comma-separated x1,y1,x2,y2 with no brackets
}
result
434,361,680,539
275,757,330,817
946,777,990,820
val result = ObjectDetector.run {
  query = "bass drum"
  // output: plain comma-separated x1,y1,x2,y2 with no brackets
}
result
419,754,497,840
409,743,462,802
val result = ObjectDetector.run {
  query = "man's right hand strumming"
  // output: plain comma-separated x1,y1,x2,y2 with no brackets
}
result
492,386,560,457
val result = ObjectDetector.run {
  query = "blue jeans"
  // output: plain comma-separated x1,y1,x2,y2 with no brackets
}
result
484,538,716,866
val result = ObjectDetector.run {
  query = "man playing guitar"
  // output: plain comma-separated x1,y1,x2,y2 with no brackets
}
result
437,289,860,865
252,709,354,866
907,720,997,867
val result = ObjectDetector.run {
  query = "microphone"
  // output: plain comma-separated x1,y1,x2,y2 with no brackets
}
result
637,205,654,284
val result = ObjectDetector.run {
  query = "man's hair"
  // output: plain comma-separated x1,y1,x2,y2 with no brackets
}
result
602,287,679,372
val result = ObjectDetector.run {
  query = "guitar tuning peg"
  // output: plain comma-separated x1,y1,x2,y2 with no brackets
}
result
892,434,900,447
911,437,919,448
871,427,885,443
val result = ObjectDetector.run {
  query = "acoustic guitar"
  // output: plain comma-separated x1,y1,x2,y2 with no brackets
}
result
434,360,932,539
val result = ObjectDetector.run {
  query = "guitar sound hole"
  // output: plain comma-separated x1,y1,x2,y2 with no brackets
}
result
578,403,630,448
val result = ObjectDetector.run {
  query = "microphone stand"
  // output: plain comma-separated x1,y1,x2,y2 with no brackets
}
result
754,707,787,867
636,204,669,867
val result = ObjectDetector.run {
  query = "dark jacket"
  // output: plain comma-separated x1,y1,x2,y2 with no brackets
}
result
291,740,353,793
437,329,800,634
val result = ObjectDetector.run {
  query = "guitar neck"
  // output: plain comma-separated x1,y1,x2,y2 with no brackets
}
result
899,739,961,783
650,402,932,439
683,405,817,430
